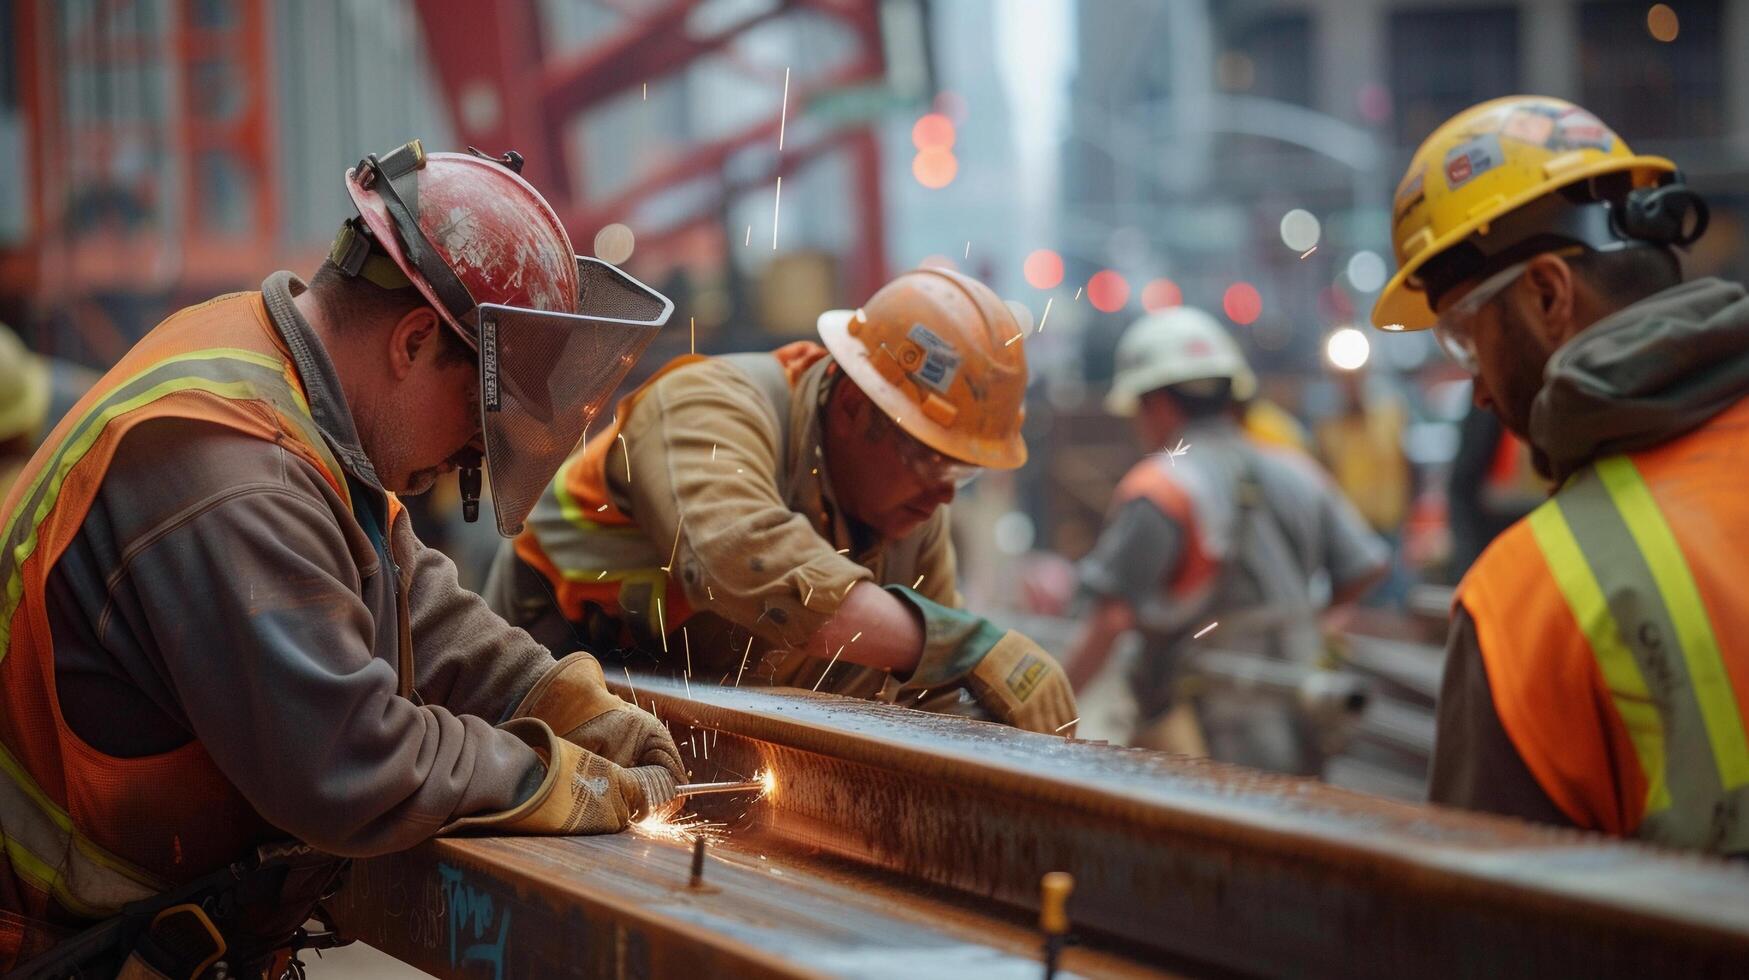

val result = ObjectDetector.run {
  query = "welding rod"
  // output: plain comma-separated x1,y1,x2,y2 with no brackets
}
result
674,779,764,798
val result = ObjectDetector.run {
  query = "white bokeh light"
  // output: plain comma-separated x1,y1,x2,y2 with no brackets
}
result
1346,250,1388,293
593,223,636,265
1325,327,1372,371
1279,209,1321,252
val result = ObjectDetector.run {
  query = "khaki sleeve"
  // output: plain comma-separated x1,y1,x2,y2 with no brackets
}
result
611,361,870,648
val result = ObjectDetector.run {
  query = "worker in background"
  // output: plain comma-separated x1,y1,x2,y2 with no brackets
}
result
0,141,684,977
1062,308,1387,774
0,323,98,496
1373,96,1748,855
1314,366,1411,606
486,268,1077,736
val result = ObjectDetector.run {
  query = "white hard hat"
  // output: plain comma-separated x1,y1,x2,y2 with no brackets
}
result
1105,307,1258,416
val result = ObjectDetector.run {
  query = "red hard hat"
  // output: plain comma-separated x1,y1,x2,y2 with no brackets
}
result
344,142,580,343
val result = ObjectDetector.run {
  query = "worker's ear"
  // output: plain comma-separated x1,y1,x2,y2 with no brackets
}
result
387,307,442,381
1518,253,1579,351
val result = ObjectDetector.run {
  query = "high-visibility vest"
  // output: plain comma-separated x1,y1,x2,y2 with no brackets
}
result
512,343,828,648
0,291,388,963
1459,397,1749,853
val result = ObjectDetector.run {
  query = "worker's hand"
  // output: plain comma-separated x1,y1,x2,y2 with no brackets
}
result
442,719,677,836
513,652,686,783
886,586,1079,735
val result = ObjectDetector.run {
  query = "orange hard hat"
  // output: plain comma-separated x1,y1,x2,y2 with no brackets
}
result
817,268,1027,469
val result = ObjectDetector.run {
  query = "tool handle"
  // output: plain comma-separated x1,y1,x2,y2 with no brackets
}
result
1040,871,1074,935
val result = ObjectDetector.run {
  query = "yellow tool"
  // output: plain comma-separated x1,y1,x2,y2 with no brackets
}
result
1040,871,1074,979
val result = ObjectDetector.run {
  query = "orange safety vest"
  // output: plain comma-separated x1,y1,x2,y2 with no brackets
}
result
512,342,827,646
1459,398,1749,852
0,291,390,963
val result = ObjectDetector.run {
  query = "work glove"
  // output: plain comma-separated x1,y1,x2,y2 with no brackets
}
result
443,718,678,835
887,586,1079,736
513,651,686,783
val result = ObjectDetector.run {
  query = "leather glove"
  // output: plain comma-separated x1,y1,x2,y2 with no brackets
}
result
442,719,678,835
887,586,1079,736
513,651,685,782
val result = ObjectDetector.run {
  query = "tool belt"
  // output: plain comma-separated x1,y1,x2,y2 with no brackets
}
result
4,842,351,980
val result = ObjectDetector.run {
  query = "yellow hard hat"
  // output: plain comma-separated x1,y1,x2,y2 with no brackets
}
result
817,268,1027,469
0,324,50,445
1373,95,1677,331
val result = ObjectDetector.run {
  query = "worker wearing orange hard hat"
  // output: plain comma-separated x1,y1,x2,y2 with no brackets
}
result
0,141,684,977
486,268,1077,736
1372,95,1748,856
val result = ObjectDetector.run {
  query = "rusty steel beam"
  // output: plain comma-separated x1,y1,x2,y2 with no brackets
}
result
605,676,1749,978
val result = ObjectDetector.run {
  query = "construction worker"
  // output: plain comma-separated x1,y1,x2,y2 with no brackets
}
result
485,268,1077,735
1062,308,1386,774
0,323,98,496
1372,96,1748,855
0,141,684,976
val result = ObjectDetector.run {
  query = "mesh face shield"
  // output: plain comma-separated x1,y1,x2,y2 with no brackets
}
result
477,256,673,536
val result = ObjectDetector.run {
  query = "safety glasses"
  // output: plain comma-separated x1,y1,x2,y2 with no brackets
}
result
888,425,982,489
1432,261,1528,375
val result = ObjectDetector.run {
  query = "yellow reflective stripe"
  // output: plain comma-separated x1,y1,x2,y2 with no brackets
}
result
1,372,284,654
0,742,162,917
1528,501,1673,814
1596,456,1749,791
550,456,594,532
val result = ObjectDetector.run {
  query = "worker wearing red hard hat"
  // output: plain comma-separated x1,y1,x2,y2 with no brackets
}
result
1373,96,1748,856
0,141,682,977
485,268,1077,736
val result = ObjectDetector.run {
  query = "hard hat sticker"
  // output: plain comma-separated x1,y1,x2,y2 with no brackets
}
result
1444,134,1503,189
1553,108,1613,152
1502,109,1556,146
906,323,961,393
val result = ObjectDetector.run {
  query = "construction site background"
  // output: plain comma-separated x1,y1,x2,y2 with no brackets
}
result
5,0,1749,802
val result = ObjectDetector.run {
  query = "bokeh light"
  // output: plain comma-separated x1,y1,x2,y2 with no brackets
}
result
1279,209,1321,252
1023,249,1065,290
1325,327,1372,371
593,223,635,265
1346,250,1388,293
1141,278,1182,312
1086,270,1130,312
1647,4,1679,42
912,148,959,189
912,113,956,150
1222,282,1262,325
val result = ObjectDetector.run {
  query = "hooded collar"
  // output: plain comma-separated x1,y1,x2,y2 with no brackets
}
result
1532,277,1749,483
260,271,389,492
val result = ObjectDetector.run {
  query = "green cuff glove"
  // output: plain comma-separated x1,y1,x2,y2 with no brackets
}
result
886,585,1007,691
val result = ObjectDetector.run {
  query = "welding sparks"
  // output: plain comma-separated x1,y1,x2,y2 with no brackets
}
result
778,67,791,151
711,443,718,460
1300,246,1318,259
597,570,609,580
662,516,683,573
1193,621,1219,639
964,240,971,259
850,631,862,643
912,574,925,589
684,626,693,678
631,804,725,845
618,433,631,481
690,315,696,354
1054,717,1079,733
1161,438,1191,466
1005,333,1022,347
623,667,639,708
1074,286,1083,302
835,547,850,554
596,503,609,512
656,596,668,652
643,82,647,100
812,644,846,691
707,585,715,601
745,225,752,247
734,637,754,687
772,177,783,250
1036,296,1055,333
804,584,815,606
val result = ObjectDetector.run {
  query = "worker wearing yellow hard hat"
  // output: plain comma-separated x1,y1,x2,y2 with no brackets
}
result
1371,96,1749,857
486,267,1077,735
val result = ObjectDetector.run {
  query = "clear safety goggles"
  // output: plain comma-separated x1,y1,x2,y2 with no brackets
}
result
1431,261,1527,375
476,257,673,536
888,424,982,490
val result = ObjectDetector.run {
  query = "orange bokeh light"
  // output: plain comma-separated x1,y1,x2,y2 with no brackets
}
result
1223,282,1263,325
913,148,959,189
1087,270,1130,313
912,113,957,150
1141,278,1182,312
1023,249,1064,290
